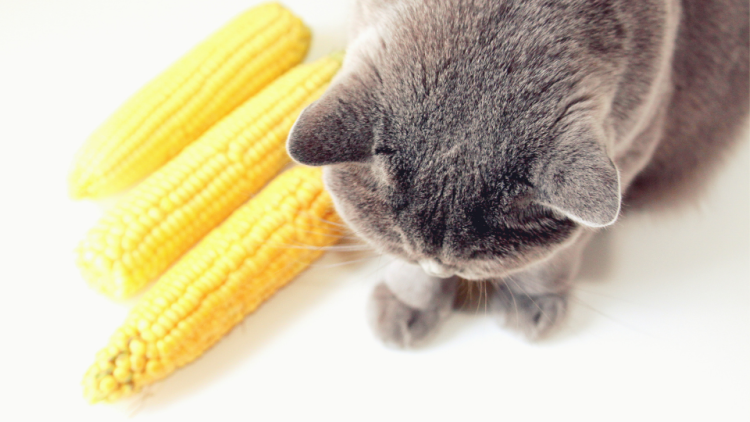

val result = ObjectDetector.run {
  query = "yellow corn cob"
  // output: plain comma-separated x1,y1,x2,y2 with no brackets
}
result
76,52,343,299
82,166,344,403
69,3,311,199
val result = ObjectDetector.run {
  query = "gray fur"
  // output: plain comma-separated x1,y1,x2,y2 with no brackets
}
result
368,262,457,348
287,0,749,346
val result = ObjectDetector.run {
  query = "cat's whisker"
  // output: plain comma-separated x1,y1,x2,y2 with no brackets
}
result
505,276,555,330
271,242,374,252
573,286,642,306
240,238,378,271
295,210,355,231
371,253,389,277
476,281,484,315
500,278,521,331
257,240,355,253
245,252,347,288
568,293,651,336
281,226,360,241
464,279,474,313
128,385,155,417
354,252,392,287
307,255,379,269
483,281,489,316
477,282,487,313
473,281,486,316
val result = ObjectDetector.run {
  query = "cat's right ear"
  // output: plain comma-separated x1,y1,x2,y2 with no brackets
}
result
286,84,375,166
535,125,621,228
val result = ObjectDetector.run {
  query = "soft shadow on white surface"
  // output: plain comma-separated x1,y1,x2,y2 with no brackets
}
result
130,246,383,409
577,228,617,282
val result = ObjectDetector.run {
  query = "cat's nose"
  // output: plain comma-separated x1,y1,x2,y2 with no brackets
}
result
419,259,455,278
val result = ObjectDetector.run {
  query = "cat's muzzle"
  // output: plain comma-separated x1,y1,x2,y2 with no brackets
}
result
419,259,456,278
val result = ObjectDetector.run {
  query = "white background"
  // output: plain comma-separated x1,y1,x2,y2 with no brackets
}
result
0,0,748,420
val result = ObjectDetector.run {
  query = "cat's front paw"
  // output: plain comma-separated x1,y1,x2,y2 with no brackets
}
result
494,288,568,341
367,282,448,348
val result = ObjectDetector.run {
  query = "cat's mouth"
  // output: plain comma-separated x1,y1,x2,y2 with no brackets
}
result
418,259,456,278
454,268,500,281
417,258,506,281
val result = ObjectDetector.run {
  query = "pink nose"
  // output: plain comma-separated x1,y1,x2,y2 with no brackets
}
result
419,259,455,278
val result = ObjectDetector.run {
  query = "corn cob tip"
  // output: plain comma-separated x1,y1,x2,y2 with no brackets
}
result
76,51,345,300
75,239,136,299
68,1,312,199
328,50,346,62
67,166,101,200
82,166,344,403
68,181,85,200
82,330,165,403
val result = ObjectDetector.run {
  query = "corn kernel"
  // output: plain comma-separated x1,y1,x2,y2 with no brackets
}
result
130,355,146,373
82,138,345,404
97,361,115,374
112,367,132,383
98,375,118,394
114,353,130,368
69,3,311,199
76,52,343,300
145,360,164,376
129,339,146,356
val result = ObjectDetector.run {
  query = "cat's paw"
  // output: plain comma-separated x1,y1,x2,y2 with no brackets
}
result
495,290,568,341
367,282,448,348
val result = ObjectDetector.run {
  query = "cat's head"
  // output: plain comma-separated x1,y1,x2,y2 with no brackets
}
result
287,0,625,280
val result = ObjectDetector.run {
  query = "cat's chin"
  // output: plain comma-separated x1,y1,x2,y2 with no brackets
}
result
455,269,506,281
380,254,513,281
454,270,488,281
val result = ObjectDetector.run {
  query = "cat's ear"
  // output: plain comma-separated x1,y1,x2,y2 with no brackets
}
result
535,128,621,228
286,82,375,166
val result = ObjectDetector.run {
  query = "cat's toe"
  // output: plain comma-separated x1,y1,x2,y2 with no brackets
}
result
367,283,445,348
496,291,568,341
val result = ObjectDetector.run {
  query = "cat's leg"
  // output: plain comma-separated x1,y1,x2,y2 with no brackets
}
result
490,231,594,340
367,260,458,348
491,282,570,340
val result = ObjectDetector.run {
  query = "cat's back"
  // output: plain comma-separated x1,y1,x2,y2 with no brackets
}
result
351,0,749,210
618,0,748,209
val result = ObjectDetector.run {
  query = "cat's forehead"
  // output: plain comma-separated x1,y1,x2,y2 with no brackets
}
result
367,47,577,156
375,101,543,193
376,144,534,213
365,0,623,120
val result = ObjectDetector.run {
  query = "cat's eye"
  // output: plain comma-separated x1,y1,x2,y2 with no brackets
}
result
374,145,396,155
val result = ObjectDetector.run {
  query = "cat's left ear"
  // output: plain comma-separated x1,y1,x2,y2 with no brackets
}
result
286,81,375,166
535,127,621,228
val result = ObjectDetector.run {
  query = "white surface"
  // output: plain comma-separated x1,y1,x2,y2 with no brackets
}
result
0,1,748,420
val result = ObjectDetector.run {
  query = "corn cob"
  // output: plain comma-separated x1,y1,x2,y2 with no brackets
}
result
76,52,343,299
69,3,311,199
82,166,344,403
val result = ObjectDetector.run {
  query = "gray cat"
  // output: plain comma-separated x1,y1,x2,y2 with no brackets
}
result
286,0,749,347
